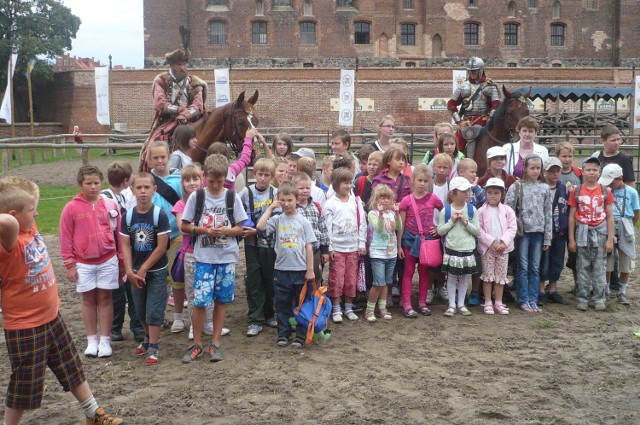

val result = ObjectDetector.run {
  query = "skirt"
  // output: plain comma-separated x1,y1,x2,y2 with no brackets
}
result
441,247,478,276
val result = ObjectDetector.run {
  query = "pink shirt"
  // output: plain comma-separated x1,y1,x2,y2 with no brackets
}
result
399,193,443,235
172,199,193,253
224,136,253,190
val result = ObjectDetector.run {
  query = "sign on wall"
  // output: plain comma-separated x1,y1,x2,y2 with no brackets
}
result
95,67,110,125
338,69,355,127
214,68,231,108
330,98,374,112
634,76,640,130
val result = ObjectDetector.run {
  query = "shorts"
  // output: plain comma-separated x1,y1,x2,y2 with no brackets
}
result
75,255,119,293
4,314,85,410
130,268,168,326
607,248,635,274
479,250,509,285
167,236,184,290
194,262,236,306
370,257,397,287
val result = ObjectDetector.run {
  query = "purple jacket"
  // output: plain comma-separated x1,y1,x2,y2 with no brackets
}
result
371,172,411,203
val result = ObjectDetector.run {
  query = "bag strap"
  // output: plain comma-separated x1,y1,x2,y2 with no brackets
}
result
190,188,206,245
153,174,180,206
396,174,405,200
514,182,522,216
226,189,236,228
305,285,329,346
466,202,474,220
356,176,366,198
355,196,361,230
409,194,424,236
445,204,451,223
248,185,256,223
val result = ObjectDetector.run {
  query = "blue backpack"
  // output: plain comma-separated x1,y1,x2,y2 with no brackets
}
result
444,202,475,222
290,280,332,346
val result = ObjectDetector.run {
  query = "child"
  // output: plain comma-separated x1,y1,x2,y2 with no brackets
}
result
272,157,290,187
60,166,121,358
539,157,569,305
271,131,293,158
297,156,327,206
505,154,552,313
556,141,581,288
180,154,247,362
331,129,360,174
293,172,330,286
101,160,144,342
477,146,516,190
371,147,411,204
1,177,123,425
568,157,615,311
428,132,462,179
287,153,301,179
256,181,317,347
239,158,278,337
120,172,171,365
366,184,402,321
354,150,383,209
389,137,414,177
477,178,517,315
437,176,480,317
599,163,639,305
422,122,454,164
323,167,367,322
325,154,357,199
168,124,197,170
593,125,635,187
318,155,334,193
206,127,259,190
399,164,443,317
355,144,375,178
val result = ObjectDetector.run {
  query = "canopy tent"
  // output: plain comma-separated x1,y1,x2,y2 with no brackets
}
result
518,87,633,102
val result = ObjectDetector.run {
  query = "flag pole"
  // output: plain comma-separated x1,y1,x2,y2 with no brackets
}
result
352,57,358,135
27,61,35,164
9,55,16,162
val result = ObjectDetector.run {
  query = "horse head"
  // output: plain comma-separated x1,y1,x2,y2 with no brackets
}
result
502,85,531,138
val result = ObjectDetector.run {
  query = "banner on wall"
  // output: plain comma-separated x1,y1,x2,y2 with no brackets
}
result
451,70,466,124
94,67,110,125
634,76,640,130
0,53,18,124
214,68,231,108
338,69,355,127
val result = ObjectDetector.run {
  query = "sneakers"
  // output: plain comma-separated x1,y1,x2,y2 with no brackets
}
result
468,291,480,306
426,289,434,305
345,310,358,321
135,339,148,356
364,309,377,322
265,317,278,328
246,324,263,337
85,406,124,425
85,339,98,358
546,291,567,305
617,293,630,305
146,347,159,365
203,322,214,336
209,343,223,362
576,301,588,311
291,337,304,349
594,301,606,311
110,330,124,342
444,307,456,317
188,325,194,340
97,340,112,358
458,306,472,316
276,336,289,347
438,286,449,301
171,318,185,333
182,344,203,363
221,327,231,336
332,312,343,323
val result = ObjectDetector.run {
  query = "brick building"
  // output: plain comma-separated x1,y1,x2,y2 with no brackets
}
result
143,0,640,68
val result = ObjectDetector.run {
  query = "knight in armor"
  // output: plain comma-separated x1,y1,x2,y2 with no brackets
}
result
447,57,500,157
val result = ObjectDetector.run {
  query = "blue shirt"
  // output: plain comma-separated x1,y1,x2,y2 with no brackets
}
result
612,186,640,222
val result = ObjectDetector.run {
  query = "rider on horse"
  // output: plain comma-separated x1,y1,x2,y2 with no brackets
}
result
447,56,500,160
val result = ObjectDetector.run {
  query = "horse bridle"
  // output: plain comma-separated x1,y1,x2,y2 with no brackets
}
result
502,96,529,143
193,103,254,154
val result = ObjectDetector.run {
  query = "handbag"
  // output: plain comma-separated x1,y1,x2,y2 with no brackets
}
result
170,247,186,283
410,195,442,268
354,196,367,291
513,182,524,237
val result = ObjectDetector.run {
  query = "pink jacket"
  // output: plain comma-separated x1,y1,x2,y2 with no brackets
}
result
477,203,517,256
59,194,121,268
224,136,253,190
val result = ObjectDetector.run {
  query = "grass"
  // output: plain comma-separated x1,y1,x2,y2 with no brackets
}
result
535,320,557,329
0,147,139,174
36,184,82,234
603,300,619,313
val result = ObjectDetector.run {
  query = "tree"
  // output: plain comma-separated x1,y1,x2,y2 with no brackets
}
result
0,0,81,121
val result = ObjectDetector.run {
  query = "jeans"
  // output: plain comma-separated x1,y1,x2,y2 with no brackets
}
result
244,245,276,324
273,270,307,339
516,232,544,305
111,281,143,335
371,257,397,287
540,235,566,283
130,268,168,326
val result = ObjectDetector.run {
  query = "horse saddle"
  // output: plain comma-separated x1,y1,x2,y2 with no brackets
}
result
461,125,484,142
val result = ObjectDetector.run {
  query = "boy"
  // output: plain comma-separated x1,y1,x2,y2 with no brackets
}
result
318,155,334,193
256,181,317,348
293,172,330,286
287,153,301,180
355,144,375,178
599,163,640,305
354,150,383,208
120,172,171,366
594,125,635,187
239,158,278,337
101,160,145,343
568,157,615,311
331,129,360,174
477,146,516,190
297,157,327,206
181,154,247,362
540,157,569,305
0,176,123,425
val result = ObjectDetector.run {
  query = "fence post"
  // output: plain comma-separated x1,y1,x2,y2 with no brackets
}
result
2,148,9,175
409,132,414,164
18,148,23,166
82,147,90,166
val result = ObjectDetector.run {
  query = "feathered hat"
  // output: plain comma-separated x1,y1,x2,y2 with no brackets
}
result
165,26,191,64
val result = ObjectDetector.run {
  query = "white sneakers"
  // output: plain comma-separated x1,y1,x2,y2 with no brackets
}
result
86,336,112,358
97,339,112,358
171,318,185,333
85,337,98,358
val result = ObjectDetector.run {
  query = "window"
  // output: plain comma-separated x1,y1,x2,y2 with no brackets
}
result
303,0,312,15
209,21,226,44
507,1,516,17
464,22,479,45
551,23,565,46
552,62,562,67
274,0,292,6
256,0,264,14
469,0,477,6
504,23,518,45
355,22,370,44
337,0,353,6
208,0,227,5
586,0,596,9
300,22,316,44
552,1,561,18
252,21,267,44
529,0,537,7
400,23,416,45
404,0,414,9
507,62,517,67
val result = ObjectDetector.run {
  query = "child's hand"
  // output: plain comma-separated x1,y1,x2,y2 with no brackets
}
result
542,245,550,251
255,131,266,144
321,254,330,264
242,226,257,238
377,203,384,212
66,266,78,283
329,251,335,260
127,270,145,289
208,225,225,238
605,239,614,253
429,227,438,237
497,242,507,253
568,240,577,253
491,240,500,251
358,247,367,256
398,248,405,259
305,271,315,282
393,203,400,212
245,128,258,139
269,200,281,210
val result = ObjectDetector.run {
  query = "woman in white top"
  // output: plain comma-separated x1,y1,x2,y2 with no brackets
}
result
371,114,396,152
504,116,549,179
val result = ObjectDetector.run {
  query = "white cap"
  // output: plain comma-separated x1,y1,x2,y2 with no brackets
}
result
598,163,623,186
293,148,315,159
486,146,507,159
544,157,563,171
450,176,472,192
484,177,505,190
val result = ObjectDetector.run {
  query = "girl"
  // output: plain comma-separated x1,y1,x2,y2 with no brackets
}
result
505,154,552,312
372,114,396,152
269,132,293,158
428,132,463,180
60,166,121,358
371,147,411,204
399,164,444,317
477,178,517,315
477,146,516,190
323,168,367,323
168,125,197,170
272,157,290,187
422,122,454,164
389,138,413,177
366,184,402,322
205,127,259,190
437,176,480,317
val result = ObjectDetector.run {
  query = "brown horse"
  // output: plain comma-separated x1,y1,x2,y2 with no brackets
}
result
139,90,259,170
472,86,531,175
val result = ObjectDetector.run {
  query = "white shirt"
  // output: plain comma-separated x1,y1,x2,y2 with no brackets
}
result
322,194,367,252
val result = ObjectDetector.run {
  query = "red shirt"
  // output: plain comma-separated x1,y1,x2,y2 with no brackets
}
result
568,184,614,226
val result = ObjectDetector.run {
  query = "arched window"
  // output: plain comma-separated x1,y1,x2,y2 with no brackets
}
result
304,0,312,15
552,1,561,18
507,1,516,17
256,0,264,15
550,23,565,46
432,33,443,57
464,22,479,45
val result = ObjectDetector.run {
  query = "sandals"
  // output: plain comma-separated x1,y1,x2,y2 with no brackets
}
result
483,303,495,315
519,303,534,313
444,307,456,317
403,308,418,318
377,309,392,320
364,309,377,322
494,303,510,315
530,302,542,312
419,306,432,316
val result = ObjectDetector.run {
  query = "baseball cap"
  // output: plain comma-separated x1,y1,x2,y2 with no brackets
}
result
486,146,507,159
544,157,563,171
582,156,601,167
484,177,505,190
598,163,623,186
450,176,472,192
293,148,315,159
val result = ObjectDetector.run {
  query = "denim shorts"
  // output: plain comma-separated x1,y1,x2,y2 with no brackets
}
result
130,268,168,326
194,262,236,306
370,257,397,286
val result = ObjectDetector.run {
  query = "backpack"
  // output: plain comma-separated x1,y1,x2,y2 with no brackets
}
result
125,206,166,249
355,175,367,198
574,183,608,204
190,188,236,246
290,280,332,346
247,185,275,224
444,202,475,222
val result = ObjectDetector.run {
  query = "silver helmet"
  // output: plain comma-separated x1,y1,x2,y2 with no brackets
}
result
466,56,485,73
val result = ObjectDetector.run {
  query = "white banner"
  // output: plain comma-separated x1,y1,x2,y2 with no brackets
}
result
95,67,110,125
338,69,355,127
0,53,18,124
634,76,640,130
214,68,231,108
451,70,466,124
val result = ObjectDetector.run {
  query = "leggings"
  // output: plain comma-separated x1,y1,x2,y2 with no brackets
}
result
447,273,469,309
401,247,430,310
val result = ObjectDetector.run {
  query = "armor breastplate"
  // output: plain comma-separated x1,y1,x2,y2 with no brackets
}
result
464,83,490,116
169,77,192,106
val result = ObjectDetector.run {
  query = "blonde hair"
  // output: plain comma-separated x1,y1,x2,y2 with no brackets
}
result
411,163,433,192
0,176,39,213
130,172,154,188
433,122,454,139
180,164,202,200
277,181,298,198
204,154,229,178
432,153,454,169
297,157,317,178
555,141,574,156
292,172,311,186
378,114,395,127
457,158,477,173
368,151,383,163
322,155,335,169
253,158,276,176
389,138,409,154
147,140,170,160
369,183,395,211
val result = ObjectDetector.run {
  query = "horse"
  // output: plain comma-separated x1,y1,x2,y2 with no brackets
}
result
469,86,531,175
139,90,259,171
